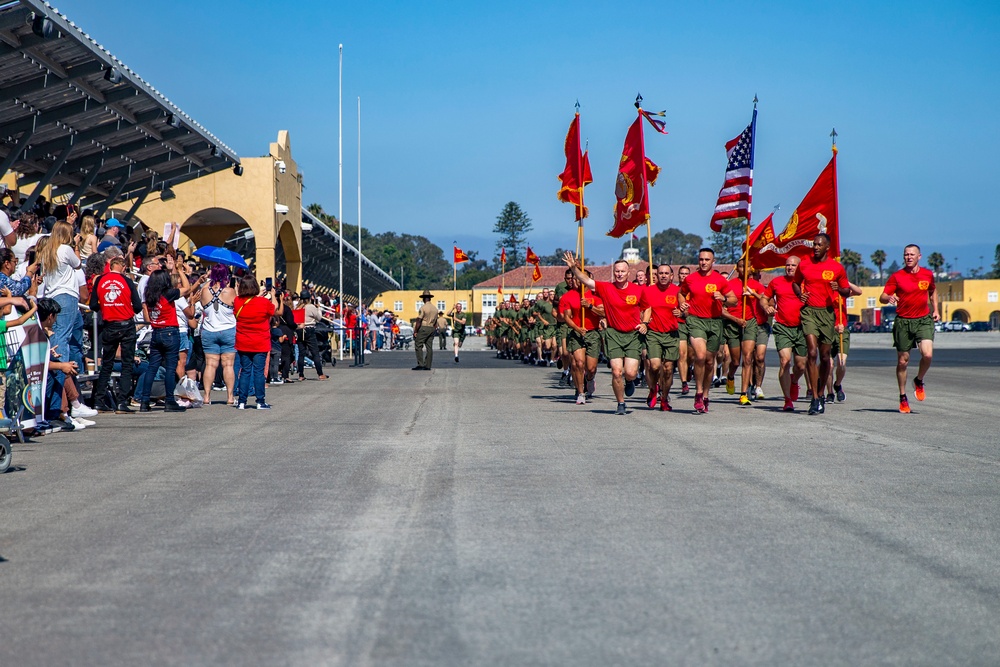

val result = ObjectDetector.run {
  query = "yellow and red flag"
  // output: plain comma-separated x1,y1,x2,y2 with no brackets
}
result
557,114,593,221
745,152,840,266
500,247,507,264
532,264,542,282
608,115,659,238
525,247,540,265
454,246,470,263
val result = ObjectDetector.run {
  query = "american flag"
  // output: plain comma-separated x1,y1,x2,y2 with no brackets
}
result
710,108,756,232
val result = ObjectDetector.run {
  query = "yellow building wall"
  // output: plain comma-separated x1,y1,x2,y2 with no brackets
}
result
370,289,476,323
844,279,1000,324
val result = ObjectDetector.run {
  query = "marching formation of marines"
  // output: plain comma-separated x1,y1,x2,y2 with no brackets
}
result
481,237,937,416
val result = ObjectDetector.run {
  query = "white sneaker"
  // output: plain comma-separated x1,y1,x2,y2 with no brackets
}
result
576,394,586,405
67,416,87,430
75,416,96,427
237,403,246,410
755,386,765,399
72,403,98,418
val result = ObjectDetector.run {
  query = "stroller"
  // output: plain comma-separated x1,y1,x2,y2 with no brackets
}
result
393,322,413,350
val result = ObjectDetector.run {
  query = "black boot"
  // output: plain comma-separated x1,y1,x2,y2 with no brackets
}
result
138,402,152,413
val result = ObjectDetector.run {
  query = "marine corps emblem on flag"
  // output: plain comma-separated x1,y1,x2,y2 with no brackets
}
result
625,295,638,305
822,270,835,280
918,281,930,290
706,284,718,293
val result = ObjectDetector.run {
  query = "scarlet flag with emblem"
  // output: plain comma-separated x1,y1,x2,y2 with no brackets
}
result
748,152,840,265
525,247,540,265
454,246,470,263
500,247,507,264
557,114,594,221
608,115,659,238
741,213,779,270
532,264,542,282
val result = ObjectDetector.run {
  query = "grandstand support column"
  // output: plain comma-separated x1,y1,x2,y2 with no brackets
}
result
255,243,276,284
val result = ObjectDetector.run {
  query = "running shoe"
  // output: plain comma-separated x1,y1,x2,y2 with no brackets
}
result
67,416,87,430
586,377,595,398
694,394,706,414
660,397,672,411
782,399,794,412
269,378,284,385
647,390,658,409
681,382,690,395
899,395,911,413
914,378,926,401
826,392,835,403
624,379,635,397
790,383,799,402
455,356,460,363
71,403,98,419
836,386,846,403
818,397,826,414
615,402,627,415
739,394,751,406
576,394,586,405
237,403,246,410
712,376,722,389
256,402,272,410
808,399,819,415
703,396,710,412
726,378,735,395
755,386,765,400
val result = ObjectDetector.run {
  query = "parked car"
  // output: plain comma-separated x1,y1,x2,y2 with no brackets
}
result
942,321,971,332
969,321,992,332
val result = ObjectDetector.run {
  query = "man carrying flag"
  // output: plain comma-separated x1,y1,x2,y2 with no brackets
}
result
793,234,852,415
564,251,645,416
559,268,604,405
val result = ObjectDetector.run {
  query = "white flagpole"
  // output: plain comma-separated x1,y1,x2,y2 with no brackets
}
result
357,96,362,336
338,44,344,360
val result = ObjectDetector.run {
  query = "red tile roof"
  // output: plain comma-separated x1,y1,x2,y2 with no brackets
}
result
473,263,779,289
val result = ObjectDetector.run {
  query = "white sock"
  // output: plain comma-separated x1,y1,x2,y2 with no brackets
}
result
71,399,83,409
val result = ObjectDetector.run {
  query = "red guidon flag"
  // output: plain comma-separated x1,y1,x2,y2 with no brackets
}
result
608,115,659,238
454,246,470,263
749,152,840,265
557,114,594,221
525,247,540,265
742,213,779,270
500,247,507,264
532,264,542,282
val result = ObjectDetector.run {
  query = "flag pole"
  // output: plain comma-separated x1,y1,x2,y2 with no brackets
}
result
338,44,344,360
578,109,587,329
635,94,655,285
831,127,844,356
742,96,758,321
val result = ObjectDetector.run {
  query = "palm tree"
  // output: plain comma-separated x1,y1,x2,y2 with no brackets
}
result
871,249,887,281
841,248,862,283
927,252,945,277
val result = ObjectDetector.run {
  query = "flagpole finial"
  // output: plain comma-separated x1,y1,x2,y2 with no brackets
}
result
635,92,643,109
773,203,781,213
830,127,838,154
575,99,580,112
753,94,758,108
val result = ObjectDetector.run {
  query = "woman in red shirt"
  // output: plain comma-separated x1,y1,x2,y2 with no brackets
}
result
234,273,277,409
139,269,186,412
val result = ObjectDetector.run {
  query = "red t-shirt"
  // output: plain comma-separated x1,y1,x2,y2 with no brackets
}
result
234,296,277,353
883,267,935,319
558,289,602,331
764,275,803,327
726,276,766,322
592,280,643,332
149,295,179,328
639,284,680,333
680,270,730,319
794,257,849,308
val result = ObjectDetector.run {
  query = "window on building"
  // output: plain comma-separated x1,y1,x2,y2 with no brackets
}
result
846,297,855,308
436,300,446,311
459,300,468,310
989,292,999,303
374,301,383,309
483,294,497,308
867,297,877,308
394,301,403,311
414,301,422,312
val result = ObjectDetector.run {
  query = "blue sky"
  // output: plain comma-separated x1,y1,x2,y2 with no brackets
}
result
55,0,1000,273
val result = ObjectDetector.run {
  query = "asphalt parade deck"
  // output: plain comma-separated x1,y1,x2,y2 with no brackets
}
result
2,334,999,665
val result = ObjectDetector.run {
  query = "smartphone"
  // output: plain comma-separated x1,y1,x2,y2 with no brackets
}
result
265,277,273,291
26,249,36,264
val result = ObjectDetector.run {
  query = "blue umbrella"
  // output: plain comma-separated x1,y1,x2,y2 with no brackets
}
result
193,245,249,269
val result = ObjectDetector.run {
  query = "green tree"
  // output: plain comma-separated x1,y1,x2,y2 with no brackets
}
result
870,249,887,282
841,248,863,283
536,248,574,265
493,202,532,269
709,220,747,264
992,244,1000,279
621,227,703,265
886,259,900,275
927,252,945,277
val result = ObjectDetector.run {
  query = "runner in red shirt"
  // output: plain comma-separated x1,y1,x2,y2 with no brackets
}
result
827,280,863,404
721,258,766,406
559,269,605,405
749,267,771,402
880,244,939,413
793,234,852,416
675,265,693,395
564,251,644,415
679,248,736,413
760,256,807,411
639,264,683,411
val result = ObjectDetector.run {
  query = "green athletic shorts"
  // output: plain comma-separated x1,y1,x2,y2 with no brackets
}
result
567,329,602,358
645,329,680,362
893,315,934,351
686,314,723,353
557,322,569,343
755,321,771,347
800,306,837,345
454,329,466,345
772,322,807,358
832,328,850,356
724,318,759,347
604,327,642,360
540,324,556,339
